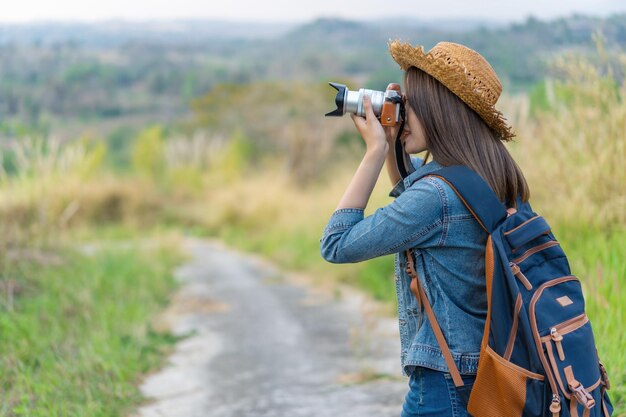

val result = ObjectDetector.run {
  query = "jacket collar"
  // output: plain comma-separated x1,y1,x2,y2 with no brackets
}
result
404,158,445,188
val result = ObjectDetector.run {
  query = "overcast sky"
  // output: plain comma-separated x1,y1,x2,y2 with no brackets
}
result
1,0,625,23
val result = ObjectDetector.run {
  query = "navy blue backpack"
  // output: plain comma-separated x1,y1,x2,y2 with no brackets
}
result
405,166,613,417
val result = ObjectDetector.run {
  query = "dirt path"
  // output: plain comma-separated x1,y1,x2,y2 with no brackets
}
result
136,238,408,417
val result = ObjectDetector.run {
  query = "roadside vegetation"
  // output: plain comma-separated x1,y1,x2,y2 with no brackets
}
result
0,139,183,415
0,245,180,416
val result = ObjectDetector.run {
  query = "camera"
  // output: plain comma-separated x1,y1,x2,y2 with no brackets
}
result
325,82,404,126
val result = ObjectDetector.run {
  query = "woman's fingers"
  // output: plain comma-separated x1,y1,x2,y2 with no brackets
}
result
350,113,365,131
350,96,377,133
349,95,387,152
363,95,376,120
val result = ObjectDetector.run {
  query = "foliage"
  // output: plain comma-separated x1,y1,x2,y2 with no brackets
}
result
191,80,345,184
0,242,180,416
1,136,105,184
512,40,626,231
131,126,165,179
0,137,164,249
104,126,137,171
215,130,254,181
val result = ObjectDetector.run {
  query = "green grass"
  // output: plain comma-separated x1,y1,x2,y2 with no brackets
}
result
0,241,181,416
353,256,396,302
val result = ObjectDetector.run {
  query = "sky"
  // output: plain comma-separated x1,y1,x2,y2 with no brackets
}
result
1,0,625,23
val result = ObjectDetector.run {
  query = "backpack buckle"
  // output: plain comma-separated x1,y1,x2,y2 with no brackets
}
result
569,381,595,409
564,365,596,409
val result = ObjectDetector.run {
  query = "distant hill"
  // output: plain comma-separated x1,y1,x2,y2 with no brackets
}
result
1,14,624,137
0,17,509,46
212,14,626,92
0,19,296,46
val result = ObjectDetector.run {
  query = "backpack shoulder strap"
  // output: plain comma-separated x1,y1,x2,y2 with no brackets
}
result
419,165,508,233
406,166,508,387
405,248,466,387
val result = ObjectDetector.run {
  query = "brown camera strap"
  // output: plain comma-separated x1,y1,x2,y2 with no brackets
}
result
405,249,464,387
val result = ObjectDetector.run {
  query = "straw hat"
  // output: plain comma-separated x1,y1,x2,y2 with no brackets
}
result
388,40,515,140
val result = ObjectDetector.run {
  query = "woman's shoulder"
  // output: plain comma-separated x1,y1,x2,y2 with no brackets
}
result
404,159,450,197
407,174,472,218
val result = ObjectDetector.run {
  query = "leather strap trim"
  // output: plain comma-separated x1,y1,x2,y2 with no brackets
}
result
601,383,610,417
569,399,591,417
503,215,540,235
480,235,495,352
602,396,610,417
570,397,579,417
504,293,523,360
405,249,464,387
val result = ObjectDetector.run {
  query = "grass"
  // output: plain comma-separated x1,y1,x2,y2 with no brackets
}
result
0,240,182,416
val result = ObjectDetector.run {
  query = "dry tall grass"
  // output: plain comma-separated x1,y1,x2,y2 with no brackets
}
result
0,137,164,250
507,48,625,231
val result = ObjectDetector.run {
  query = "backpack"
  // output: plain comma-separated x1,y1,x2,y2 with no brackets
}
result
404,165,613,417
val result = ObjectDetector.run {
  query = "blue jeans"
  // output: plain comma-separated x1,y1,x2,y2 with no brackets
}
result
400,367,476,417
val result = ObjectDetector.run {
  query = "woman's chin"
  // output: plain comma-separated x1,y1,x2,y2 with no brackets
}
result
403,143,417,154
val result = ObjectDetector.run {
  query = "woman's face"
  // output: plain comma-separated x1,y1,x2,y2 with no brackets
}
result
400,104,428,154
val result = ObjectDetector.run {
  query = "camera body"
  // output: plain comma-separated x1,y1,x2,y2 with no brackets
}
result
325,82,403,126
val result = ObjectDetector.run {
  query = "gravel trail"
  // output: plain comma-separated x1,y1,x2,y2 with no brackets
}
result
137,238,408,417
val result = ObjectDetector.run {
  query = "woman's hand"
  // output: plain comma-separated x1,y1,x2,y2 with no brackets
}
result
350,95,388,155
337,95,390,210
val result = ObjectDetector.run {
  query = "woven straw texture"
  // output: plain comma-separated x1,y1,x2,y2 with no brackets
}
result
388,40,515,140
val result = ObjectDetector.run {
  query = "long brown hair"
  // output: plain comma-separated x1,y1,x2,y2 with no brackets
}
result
404,66,529,208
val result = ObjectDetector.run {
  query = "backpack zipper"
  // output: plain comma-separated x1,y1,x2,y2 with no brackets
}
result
504,215,540,235
512,240,560,264
529,276,579,414
509,240,561,291
542,313,588,338
550,393,561,417
550,328,565,361
541,314,589,362
510,261,533,290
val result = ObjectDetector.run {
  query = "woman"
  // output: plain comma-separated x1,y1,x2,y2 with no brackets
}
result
320,41,529,417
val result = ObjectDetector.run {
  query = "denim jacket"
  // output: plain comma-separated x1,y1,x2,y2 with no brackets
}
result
320,158,488,377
